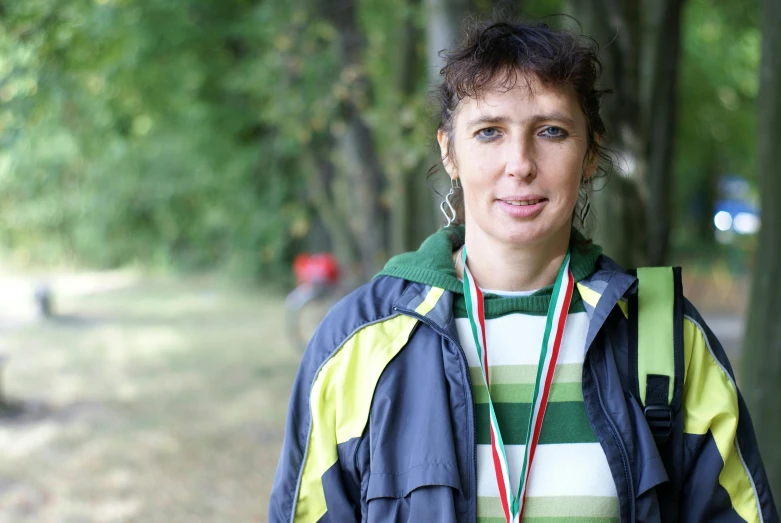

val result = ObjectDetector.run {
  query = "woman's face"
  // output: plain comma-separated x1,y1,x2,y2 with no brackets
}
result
438,74,597,251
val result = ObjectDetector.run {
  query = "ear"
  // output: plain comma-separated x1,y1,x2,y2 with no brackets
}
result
582,135,602,181
437,129,457,180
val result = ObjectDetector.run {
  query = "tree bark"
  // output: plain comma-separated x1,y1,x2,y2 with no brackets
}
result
741,0,781,498
568,0,684,267
306,135,363,282
425,0,472,86
469,0,518,17
568,0,645,267
391,0,438,254
425,0,472,226
320,0,390,279
643,0,684,266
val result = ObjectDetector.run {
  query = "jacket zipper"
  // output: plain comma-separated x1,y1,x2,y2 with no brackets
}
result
400,301,636,523
587,356,636,523
393,307,478,522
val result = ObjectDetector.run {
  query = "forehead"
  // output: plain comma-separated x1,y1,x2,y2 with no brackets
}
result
456,74,583,122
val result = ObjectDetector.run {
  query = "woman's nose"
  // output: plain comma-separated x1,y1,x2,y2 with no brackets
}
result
504,137,536,179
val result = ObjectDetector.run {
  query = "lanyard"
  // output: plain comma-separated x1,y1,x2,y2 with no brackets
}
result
461,247,574,523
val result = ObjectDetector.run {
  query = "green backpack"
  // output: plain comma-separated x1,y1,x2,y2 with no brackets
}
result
631,267,684,518
631,267,683,441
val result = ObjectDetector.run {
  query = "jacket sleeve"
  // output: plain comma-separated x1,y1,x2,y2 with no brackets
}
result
268,353,309,523
679,303,779,523
268,328,365,523
268,285,428,523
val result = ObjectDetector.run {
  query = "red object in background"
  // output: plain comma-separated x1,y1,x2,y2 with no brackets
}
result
293,253,340,285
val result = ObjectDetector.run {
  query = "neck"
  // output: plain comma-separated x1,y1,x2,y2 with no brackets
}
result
455,228,571,292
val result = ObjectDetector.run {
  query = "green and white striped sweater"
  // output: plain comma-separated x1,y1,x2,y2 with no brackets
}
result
455,292,619,523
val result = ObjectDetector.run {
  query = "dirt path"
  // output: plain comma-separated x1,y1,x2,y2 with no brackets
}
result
0,267,750,521
0,272,296,523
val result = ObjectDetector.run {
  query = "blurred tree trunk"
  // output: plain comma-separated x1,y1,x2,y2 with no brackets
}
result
306,134,363,277
426,0,471,86
425,0,472,227
471,0,521,17
697,148,719,246
319,0,390,280
568,0,644,266
643,0,683,266
392,0,438,254
741,0,781,498
568,0,684,267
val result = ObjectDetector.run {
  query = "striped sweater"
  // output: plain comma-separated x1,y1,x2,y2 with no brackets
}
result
455,293,619,523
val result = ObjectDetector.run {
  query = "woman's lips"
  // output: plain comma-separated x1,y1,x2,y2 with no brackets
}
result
496,198,548,218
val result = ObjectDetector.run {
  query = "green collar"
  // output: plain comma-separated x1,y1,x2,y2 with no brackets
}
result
376,225,602,315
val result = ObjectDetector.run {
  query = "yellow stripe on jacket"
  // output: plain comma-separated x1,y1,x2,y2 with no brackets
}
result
682,316,761,523
294,287,444,523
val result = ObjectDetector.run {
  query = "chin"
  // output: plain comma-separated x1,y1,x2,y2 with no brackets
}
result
491,221,568,248
468,208,571,249
494,227,547,246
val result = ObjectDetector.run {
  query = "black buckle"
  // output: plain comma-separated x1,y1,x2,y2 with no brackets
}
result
644,405,672,444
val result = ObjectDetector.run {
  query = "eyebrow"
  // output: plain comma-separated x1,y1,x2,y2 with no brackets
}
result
465,113,576,128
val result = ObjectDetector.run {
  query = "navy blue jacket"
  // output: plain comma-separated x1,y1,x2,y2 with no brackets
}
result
269,253,778,523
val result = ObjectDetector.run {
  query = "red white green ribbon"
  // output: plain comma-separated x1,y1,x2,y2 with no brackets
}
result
461,247,574,523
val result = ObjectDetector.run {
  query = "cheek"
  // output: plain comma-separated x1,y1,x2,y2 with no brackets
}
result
467,145,502,179
545,156,584,203
456,142,489,184
566,173,583,200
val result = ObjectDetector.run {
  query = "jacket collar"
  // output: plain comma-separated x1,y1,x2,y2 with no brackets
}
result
393,281,454,331
378,225,603,300
393,254,638,348
576,257,637,351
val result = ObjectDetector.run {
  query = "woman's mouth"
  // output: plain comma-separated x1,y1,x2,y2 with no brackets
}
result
501,199,545,206
497,198,548,217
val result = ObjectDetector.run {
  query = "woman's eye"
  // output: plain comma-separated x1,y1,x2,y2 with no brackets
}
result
540,126,567,138
477,127,499,139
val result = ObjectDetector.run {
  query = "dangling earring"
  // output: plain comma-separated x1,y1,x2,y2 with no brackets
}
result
579,177,592,226
440,177,459,227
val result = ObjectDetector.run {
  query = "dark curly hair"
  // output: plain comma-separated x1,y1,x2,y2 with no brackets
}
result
434,19,612,230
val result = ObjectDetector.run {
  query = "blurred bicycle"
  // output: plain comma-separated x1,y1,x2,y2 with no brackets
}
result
285,253,341,352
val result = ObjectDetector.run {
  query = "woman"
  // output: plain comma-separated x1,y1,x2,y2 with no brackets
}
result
269,20,778,523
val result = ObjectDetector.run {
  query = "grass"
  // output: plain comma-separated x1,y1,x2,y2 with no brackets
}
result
0,265,748,522
0,271,300,522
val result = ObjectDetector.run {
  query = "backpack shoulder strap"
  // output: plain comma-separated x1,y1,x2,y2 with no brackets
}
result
628,267,684,444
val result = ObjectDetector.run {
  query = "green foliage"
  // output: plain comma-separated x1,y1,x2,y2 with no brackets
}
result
0,0,440,278
0,0,764,279
674,0,760,249
0,0,316,277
